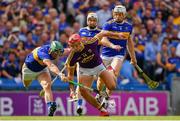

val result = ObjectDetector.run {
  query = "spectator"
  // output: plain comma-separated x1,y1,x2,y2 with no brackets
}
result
73,0,86,27
44,14,52,31
0,29,6,45
154,24,166,45
4,21,13,37
38,32,50,46
166,44,179,73
146,19,155,38
120,54,142,85
144,33,160,79
1,51,20,80
72,22,81,33
2,41,11,59
165,43,180,90
0,46,4,77
32,25,42,43
50,21,60,41
25,31,36,52
155,40,170,82
96,1,111,27
176,43,180,57
48,8,58,22
59,12,69,32
134,27,148,68
172,7,180,26
7,27,20,48
59,33,68,48
19,25,28,42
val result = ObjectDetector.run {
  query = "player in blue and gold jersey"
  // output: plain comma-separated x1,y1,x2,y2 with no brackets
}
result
79,12,101,53
22,41,67,116
97,5,137,102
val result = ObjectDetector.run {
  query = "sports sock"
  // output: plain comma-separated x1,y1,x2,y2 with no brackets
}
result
77,99,83,107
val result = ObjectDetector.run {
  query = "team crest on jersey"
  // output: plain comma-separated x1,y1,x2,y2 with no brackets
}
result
112,26,118,29
81,32,87,35
88,49,92,53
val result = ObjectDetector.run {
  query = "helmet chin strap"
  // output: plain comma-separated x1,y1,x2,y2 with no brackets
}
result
89,26,96,29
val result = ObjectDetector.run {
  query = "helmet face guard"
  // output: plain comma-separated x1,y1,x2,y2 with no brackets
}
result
87,13,98,29
113,5,126,22
49,41,64,56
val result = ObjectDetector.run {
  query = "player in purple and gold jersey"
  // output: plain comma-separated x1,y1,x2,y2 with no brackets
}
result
22,41,68,116
74,12,102,115
68,13,101,102
64,32,122,116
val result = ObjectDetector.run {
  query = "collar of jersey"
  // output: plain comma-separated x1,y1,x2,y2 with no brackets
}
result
114,19,125,24
86,26,98,30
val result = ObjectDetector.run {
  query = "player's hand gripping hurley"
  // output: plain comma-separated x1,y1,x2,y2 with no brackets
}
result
39,66,108,98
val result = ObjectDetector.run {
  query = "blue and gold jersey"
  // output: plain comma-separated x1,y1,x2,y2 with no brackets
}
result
102,19,133,57
79,27,101,53
25,44,55,72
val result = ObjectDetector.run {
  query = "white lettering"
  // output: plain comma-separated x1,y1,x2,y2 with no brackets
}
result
124,97,138,115
139,97,144,115
55,97,66,115
0,97,13,115
146,97,159,115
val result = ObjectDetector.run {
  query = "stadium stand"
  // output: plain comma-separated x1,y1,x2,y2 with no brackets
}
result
0,0,179,92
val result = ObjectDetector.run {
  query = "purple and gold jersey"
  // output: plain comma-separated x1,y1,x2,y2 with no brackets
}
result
25,44,55,72
102,19,133,57
66,38,102,68
79,27,101,53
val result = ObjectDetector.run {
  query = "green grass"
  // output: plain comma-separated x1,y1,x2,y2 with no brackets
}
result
0,116,180,120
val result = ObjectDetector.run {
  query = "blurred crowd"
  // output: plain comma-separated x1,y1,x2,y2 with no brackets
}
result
0,0,179,90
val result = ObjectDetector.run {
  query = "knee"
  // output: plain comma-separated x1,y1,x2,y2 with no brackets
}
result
42,81,51,90
114,71,119,78
108,81,116,90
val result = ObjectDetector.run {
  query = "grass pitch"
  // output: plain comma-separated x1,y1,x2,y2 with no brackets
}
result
0,116,180,121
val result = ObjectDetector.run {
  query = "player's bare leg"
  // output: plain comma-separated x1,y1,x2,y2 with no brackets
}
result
105,57,123,95
38,72,56,116
79,75,109,116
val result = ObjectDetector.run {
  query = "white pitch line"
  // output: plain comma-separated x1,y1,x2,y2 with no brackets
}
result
0,119,180,121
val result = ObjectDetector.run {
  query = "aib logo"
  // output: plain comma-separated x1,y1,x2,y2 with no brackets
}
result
29,96,46,116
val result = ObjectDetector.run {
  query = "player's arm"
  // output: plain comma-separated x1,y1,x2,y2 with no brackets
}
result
98,37,122,51
62,48,71,56
95,30,125,40
66,64,76,81
127,36,137,66
43,59,68,82
65,61,76,94
43,59,60,75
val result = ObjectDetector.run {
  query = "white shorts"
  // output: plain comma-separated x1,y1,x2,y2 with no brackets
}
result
78,63,106,76
22,64,49,82
101,55,124,67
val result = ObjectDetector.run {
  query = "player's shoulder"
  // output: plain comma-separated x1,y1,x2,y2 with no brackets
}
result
106,19,115,24
96,27,101,32
123,21,133,27
79,27,88,32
